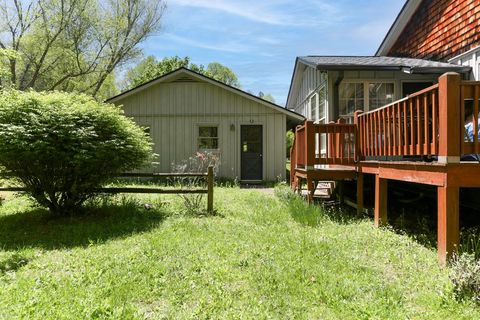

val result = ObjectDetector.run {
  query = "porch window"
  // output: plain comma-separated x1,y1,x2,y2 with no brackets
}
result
339,83,364,120
318,86,326,123
339,81,395,121
309,85,327,123
198,126,218,150
369,82,394,109
310,94,318,121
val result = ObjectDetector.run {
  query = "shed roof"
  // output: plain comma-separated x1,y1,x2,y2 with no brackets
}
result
298,56,471,73
107,67,304,123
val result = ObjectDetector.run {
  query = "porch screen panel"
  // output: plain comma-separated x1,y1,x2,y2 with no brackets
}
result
369,83,394,110
316,73,328,156
339,83,364,123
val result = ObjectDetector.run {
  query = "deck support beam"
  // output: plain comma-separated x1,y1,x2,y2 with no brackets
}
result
306,178,314,203
437,186,459,265
356,173,364,215
374,175,388,227
338,181,344,204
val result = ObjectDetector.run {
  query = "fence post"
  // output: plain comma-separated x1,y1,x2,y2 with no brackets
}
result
438,72,461,163
207,165,214,213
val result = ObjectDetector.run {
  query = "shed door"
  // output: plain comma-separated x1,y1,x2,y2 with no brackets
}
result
241,125,263,180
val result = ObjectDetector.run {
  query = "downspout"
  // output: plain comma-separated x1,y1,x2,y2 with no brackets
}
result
333,71,344,121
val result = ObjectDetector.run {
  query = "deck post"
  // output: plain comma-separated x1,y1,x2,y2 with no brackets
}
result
438,72,461,163
356,173,364,215
437,186,459,265
306,178,314,203
304,120,315,171
354,110,363,161
336,118,346,160
374,175,388,227
207,165,214,214
338,181,344,204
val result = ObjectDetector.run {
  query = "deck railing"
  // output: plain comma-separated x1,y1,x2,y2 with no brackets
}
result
291,72,480,171
356,84,440,158
293,119,357,170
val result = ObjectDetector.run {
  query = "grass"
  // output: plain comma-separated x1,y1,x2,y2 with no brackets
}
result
0,186,478,319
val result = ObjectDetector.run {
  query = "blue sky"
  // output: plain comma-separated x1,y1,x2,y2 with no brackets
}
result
141,0,406,106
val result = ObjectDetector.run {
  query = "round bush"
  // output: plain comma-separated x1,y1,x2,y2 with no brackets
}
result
0,90,153,215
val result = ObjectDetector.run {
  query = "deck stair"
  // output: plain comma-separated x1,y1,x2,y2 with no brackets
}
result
299,181,336,199
315,181,335,198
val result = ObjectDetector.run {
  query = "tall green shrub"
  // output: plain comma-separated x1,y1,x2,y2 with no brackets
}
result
0,90,153,215
286,130,294,158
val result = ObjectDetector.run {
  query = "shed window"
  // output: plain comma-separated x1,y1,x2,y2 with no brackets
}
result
198,126,218,150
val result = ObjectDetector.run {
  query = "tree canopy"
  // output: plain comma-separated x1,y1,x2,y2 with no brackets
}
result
0,0,166,100
258,91,276,103
122,56,240,90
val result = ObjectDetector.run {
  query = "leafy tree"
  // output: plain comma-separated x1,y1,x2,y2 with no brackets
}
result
123,56,240,90
258,91,276,103
0,0,166,100
0,49,19,88
122,56,207,89
0,90,153,215
286,130,295,158
206,62,240,87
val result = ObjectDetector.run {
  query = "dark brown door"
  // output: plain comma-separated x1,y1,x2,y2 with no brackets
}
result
241,125,263,180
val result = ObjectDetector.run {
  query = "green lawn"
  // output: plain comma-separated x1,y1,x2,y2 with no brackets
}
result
0,186,478,319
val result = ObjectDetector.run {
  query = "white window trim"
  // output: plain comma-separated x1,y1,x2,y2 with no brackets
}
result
197,124,220,151
309,84,328,123
339,79,396,112
309,93,317,120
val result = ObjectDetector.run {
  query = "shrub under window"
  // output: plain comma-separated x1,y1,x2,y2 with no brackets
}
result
0,90,153,215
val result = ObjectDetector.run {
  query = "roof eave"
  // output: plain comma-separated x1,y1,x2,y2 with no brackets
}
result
314,65,402,71
312,64,472,74
411,66,472,74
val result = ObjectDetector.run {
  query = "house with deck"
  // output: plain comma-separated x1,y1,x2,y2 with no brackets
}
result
288,0,480,264
108,68,304,182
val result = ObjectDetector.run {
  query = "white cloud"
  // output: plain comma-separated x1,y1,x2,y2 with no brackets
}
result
162,33,252,53
168,0,341,27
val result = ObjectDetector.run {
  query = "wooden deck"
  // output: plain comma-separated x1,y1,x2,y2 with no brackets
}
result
290,73,480,265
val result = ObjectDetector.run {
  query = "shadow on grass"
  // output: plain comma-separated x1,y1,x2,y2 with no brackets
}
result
0,253,30,273
0,197,166,251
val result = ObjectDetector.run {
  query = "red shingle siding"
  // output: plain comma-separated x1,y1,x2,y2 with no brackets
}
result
388,0,480,61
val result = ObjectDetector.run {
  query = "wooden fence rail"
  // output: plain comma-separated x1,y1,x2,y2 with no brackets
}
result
0,166,215,213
